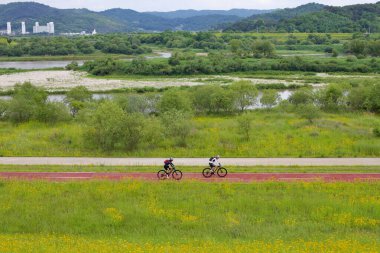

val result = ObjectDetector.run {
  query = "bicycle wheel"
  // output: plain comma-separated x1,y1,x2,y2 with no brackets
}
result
172,170,183,180
217,167,228,178
157,170,168,180
202,168,213,178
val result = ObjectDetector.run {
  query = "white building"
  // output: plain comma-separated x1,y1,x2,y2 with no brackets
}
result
21,22,26,35
7,22,11,35
92,29,97,35
33,22,54,34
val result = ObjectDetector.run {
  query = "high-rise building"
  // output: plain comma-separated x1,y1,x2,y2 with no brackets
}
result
33,22,54,34
7,22,11,35
21,22,26,34
47,22,54,34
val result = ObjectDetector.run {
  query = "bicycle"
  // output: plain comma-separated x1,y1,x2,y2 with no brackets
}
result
202,166,228,178
157,166,183,180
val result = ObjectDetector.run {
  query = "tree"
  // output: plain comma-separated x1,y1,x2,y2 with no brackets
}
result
65,86,92,116
7,82,47,123
260,90,280,108
0,99,9,120
237,113,253,141
158,89,193,114
35,102,71,124
288,88,315,106
367,83,380,113
86,101,126,151
296,103,321,124
230,81,258,112
317,84,346,111
160,110,192,147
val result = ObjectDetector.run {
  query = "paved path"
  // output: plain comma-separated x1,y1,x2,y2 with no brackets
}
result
1,172,380,182
0,158,379,166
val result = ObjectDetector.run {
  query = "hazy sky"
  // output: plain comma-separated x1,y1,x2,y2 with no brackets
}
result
1,0,378,11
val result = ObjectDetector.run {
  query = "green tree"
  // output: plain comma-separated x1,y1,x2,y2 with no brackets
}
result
237,113,253,141
367,83,380,113
296,103,321,124
7,82,47,123
160,110,192,147
260,90,280,108
0,99,9,120
230,81,258,112
86,101,126,151
288,88,315,106
158,89,193,114
65,86,92,116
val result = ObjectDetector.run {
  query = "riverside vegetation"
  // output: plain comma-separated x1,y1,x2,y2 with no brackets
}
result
0,81,378,157
0,180,379,252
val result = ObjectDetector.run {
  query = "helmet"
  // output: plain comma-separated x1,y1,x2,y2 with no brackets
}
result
216,155,220,159
169,157,174,161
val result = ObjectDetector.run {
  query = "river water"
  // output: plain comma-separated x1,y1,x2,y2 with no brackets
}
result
0,90,293,109
0,52,172,70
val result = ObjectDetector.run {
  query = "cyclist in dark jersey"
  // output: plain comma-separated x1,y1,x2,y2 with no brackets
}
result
164,157,175,174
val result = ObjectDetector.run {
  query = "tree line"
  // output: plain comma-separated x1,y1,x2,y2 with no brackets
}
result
0,81,378,151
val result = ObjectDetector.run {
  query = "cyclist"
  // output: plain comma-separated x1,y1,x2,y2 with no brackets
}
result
209,155,221,172
164,157,175,177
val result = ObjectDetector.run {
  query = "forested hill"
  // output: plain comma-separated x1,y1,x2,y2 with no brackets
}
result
145,9,274,19
0,2,257,33
223,2,380,33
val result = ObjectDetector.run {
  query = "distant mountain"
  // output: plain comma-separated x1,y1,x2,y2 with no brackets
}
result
224,2,380,32
1,2,378,34
0,2,123,33
0,2,253,33
145,9,274,19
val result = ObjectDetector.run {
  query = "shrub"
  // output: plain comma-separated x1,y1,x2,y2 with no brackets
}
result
230,81,258,112
373,128,380,138
158,89,193,114
296,103,321,124
160,110,192,147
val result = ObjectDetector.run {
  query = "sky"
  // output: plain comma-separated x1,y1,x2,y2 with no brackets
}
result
0,0,378,11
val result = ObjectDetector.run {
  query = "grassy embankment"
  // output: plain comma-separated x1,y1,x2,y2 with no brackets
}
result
0,180,379,252
0,111,378,157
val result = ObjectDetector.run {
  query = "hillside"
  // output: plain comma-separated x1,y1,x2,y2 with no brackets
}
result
145,9,273,19
0,2,123,33
0,2,249,33
224,2,380,32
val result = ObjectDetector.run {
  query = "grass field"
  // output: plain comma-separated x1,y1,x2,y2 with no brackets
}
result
0,111,378,157
0,180,379,252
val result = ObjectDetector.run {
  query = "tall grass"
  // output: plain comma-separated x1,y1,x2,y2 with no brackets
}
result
0,180,379,250
0,111,379,157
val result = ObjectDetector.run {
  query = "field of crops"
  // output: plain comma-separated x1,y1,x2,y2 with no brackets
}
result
0,180,379,252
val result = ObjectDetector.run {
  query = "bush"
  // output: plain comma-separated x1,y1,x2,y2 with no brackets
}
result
65,86,92,116
288,88,315,106
260,90,280,108
230,81,258,112
35,102,71,124
0,99,9,120
237,113,253,141
85,101,127,151
158,89,193,114
160,110,192,147
373,128,380,138
296,103,321,124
